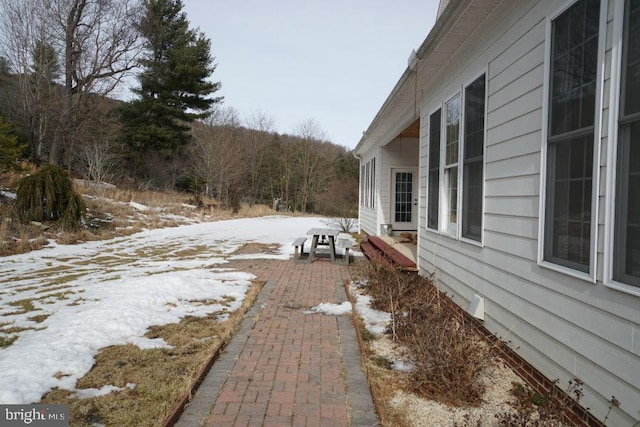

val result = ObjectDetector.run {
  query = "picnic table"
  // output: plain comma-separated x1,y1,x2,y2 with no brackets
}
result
305,228,341,263
292,228,355,265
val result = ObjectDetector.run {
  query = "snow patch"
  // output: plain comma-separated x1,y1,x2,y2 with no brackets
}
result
304,301,352,316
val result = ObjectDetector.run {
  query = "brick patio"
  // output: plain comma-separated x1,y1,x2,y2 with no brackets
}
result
176,257,378,427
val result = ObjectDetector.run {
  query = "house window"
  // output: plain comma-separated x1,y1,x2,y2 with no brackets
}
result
428,109,441,230
371,158,376,208
462,74,486,242
445,94,461,235
544,0,599,272
614,0,640,286
361,159,377,208
364,162,370,208
361,165,366,206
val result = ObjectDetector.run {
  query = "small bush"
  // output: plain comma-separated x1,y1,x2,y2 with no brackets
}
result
495,378,588,426
15,164,86,230
360,261,494,407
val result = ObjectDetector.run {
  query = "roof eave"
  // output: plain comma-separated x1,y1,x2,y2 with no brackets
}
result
354,0,473,154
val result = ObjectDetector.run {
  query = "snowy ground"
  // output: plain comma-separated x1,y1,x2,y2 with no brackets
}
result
0,215,349,404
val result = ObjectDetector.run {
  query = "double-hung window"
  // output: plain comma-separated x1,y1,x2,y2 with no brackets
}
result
444,95,461,235
544,0,600,273
369,157,376,208
361,159,377,208
427,75,486,239
462,75,486,242
614,0,640,286
428,109,441,230
364,162,370,208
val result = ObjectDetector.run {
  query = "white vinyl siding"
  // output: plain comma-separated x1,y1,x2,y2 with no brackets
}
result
356,0,639,422
359,151,378,235
416,0,639,424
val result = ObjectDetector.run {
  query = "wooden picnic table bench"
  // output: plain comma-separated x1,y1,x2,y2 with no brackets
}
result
293,228,356,265
292,237,307,260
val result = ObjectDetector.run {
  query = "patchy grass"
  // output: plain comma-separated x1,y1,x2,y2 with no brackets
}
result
39,280,265,426
0,334,18,348
172,245,218,258
364,356,413,427
1,179,279,258
0,325,35,334
28,314,50,323
7,298,38,314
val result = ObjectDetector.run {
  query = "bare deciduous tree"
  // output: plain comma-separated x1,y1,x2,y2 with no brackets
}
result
244,110,275,206
293,118,330,213
0,0,143,166
0,0,59,162
191,106,245,210
74,99,122,184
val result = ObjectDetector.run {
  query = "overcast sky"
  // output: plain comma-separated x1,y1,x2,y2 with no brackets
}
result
181,0,439,149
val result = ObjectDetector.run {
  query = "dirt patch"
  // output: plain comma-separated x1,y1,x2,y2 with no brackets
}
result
233,242,281,255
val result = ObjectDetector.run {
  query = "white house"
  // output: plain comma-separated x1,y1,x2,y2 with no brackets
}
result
354,0,640,424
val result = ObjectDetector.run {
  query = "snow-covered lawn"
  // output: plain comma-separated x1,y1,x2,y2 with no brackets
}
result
0,216,334,404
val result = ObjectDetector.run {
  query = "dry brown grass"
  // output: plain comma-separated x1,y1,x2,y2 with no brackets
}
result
0,218,10,253
1,179,284,257
352,259,599,426
39,280,265,426
364,354,414,426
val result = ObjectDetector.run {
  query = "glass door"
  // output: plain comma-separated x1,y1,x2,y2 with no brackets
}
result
392,168,418,230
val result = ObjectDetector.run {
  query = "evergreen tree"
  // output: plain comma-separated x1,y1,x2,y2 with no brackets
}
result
0,115,23,172
122,0,221,154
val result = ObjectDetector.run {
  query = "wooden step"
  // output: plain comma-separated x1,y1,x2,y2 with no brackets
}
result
360,241,394,270
366,236,416,270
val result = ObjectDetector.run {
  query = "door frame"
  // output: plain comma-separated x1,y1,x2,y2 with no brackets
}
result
390,167,418,231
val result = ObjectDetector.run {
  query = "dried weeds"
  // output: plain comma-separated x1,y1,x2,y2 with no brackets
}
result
358,261,495,408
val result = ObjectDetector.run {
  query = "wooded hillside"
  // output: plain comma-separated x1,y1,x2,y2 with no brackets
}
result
0,0,358,217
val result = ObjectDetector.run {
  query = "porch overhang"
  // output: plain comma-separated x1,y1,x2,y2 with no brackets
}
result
354,0,502,155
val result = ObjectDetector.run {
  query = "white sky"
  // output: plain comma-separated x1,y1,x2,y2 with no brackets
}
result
182,0,439,148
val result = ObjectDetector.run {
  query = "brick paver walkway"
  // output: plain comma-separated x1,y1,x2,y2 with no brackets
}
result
176,257,378,427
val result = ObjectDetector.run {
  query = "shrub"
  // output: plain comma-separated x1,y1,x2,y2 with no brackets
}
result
360,261,494,407
15,164,86,230
495,378,588,426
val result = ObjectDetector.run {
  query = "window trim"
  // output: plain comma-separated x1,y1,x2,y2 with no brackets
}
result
537,0,605,283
